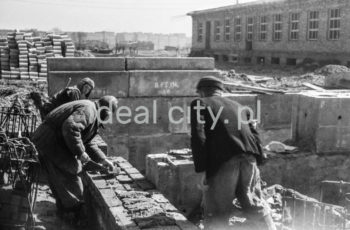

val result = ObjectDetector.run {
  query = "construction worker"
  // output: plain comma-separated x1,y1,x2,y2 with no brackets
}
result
39,77,95,119
190,76,276,230
31,96,117,224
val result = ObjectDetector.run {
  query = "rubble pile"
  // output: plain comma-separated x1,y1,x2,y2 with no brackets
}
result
0,31,75,80
220,68,325,92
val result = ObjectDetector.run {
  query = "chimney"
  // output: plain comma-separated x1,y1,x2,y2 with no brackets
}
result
236,0,239,4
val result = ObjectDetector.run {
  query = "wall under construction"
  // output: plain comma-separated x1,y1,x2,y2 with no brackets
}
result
48,57,295,172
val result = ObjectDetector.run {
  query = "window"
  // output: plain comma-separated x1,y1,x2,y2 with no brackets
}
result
214,21,221,41
246,17,254,41
224,18,231,41
308,11,319,40
273,14,282,41
234,17,242,41
329,9,340,40
197,22,203,42
259,16,268,41
290,13,300,40
271,57,280,65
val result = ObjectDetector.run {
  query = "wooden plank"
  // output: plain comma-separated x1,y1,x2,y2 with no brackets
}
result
223,81,286,94
302,82,326,91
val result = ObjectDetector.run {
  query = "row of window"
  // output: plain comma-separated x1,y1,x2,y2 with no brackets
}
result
197,9,341,42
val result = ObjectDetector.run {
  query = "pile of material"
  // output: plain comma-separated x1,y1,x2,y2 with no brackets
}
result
0,31,76,80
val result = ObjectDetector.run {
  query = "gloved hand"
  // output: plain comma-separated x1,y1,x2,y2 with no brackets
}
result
102,158,115,171
80,152,90,164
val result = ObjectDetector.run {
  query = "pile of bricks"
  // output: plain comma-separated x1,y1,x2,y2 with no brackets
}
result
0,31,75,80
82,156,197,230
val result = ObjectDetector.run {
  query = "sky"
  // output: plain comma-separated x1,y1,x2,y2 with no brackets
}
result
0,0,255,36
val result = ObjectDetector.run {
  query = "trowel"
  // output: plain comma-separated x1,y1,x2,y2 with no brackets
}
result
83,159,120,175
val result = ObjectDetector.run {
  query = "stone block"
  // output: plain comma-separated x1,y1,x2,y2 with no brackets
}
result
129,70,220,97
258,93,295,129
146,153,202,217
126,57,214,70
292,91,350,153
48,71,129,98
128,134,190,172
47,57,126,71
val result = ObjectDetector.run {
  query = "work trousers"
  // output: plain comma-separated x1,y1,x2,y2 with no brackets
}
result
40,155,84,211
202,154,276,230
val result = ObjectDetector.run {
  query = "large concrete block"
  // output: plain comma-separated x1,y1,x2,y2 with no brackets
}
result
48,71,129,98
292,91,350,153
126,57,215,70
129,70,220,97
145,151,202,217
128,134,190,173
101,97,195,137
47,57,126,71
258,93,295,129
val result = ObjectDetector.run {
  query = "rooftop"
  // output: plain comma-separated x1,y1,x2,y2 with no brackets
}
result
187,0,288,16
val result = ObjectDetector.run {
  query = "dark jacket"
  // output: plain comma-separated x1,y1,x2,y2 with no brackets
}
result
42,86,81,118
190,96,261,178
32,100,106,175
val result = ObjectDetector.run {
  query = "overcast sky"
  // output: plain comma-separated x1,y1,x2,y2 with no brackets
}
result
0,0,255,36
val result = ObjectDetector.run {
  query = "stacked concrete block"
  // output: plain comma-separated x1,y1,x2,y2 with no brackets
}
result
0,38,10,78
292,91,350,153
51,34,63,57
28,47,38,79
61,34,75,57
42,36,54,58
82,156,197,230
48,57,296,173
47,57,128,98
18,38,29,79
146,149,202,217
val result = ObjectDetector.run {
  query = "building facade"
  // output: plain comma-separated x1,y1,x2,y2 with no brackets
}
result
188,0,350,66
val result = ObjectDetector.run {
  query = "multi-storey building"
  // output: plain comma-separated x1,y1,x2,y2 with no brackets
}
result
188,0,350,66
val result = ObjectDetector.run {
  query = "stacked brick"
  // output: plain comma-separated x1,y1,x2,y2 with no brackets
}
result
0,38,10,77
82,156,197,230
62,34,75,57
0,31,75,80
18,33,30,79
52,34,63,57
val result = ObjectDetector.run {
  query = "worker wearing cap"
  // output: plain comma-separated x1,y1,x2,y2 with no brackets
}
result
190,76,276,230
31,96,117,224
40,77,95,119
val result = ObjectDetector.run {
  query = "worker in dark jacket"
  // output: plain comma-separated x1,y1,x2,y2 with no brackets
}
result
40,77,95,119
31,96,117,221
190,76,275,230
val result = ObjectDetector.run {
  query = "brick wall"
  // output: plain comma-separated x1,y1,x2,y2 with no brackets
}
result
189,0,350,64
82,156,197,230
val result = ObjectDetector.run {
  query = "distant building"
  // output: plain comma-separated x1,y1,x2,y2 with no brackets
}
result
188,0,350,66
68,31,115,49
116,32,191,50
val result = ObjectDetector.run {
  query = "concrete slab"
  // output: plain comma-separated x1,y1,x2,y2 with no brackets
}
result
47,57,126,71
129,70,220,97
126,57,214,70
258,93,295,129
48,71,129,98
292,91,350,153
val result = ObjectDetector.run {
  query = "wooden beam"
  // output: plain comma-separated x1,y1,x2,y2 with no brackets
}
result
302,82,326,91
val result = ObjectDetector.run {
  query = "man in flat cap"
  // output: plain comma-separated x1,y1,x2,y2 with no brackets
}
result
190,76,275,230
33,77,96,120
